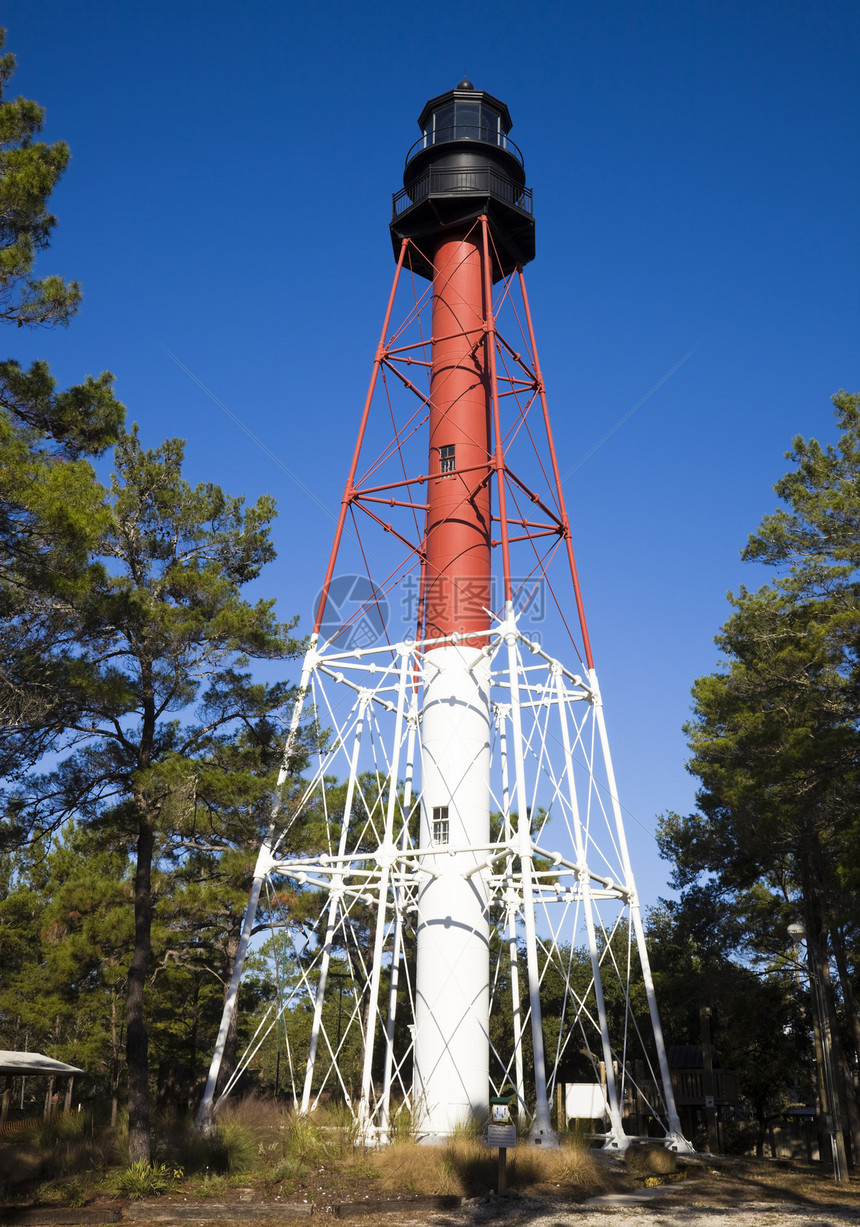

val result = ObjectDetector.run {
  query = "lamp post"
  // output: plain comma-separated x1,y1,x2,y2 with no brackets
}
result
788,921,847,1183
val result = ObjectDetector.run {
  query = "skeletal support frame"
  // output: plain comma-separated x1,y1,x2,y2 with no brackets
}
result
197,614,687,1149
196,226,689,1151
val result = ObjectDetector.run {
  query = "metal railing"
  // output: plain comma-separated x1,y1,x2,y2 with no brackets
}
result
392,167,533,220
405,126,525,167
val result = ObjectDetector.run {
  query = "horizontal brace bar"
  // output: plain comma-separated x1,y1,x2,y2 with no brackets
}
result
355,495,429,511
505,530,563,544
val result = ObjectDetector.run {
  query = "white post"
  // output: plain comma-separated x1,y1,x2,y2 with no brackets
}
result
195,841,273,1130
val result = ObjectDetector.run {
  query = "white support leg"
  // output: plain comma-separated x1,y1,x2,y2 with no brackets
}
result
553,665,627,1147
590,669,690,1150
195,841,273,1131
356,649,411,1143
301,695,369,1114
196,644,317,1131
503,608,555,1144
497,706,526,1113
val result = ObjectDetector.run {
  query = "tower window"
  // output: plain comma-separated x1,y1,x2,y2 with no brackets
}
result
440,445,456,474
432,806,450,845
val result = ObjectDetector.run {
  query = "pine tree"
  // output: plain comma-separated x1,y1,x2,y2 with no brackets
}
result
6,428,304,1162
658,392,860,1163
0,27,124,765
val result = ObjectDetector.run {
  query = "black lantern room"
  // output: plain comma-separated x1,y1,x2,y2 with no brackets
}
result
390,81,535,282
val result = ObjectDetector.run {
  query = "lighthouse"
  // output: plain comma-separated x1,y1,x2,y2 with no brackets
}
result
392,82,531,1138
197,84,689,1154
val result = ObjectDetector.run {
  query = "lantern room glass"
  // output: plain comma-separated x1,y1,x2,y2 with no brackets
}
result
423,100,508,149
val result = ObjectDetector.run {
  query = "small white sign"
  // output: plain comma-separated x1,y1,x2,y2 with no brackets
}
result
488,1123,517,1148
704,1095,715,1108
564,1082,609,1122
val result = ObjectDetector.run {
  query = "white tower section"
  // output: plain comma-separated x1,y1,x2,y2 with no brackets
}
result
415,645,491,1136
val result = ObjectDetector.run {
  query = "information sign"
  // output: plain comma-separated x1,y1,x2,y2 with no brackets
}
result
488,1123,517,1148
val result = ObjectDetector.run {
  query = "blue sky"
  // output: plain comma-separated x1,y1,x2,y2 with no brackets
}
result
5,0,858,906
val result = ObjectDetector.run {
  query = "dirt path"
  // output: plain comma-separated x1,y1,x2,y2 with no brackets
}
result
351,1161,860,1227
376,1191,860,1227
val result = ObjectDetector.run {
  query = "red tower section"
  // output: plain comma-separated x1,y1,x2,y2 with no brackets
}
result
424,232,491,640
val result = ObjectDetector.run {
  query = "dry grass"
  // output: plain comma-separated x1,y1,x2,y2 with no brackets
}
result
195,1094,357,1184
206,1098,602,1200
509,1139,604,1191
369,1134,601,1199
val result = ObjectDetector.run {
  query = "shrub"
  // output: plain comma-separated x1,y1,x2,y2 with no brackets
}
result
60,1179,88,1208
281,1115,334,1167
213,1119,257,1174
115,1160,174,1199
624,1140,678,1176
270,1157,304,1183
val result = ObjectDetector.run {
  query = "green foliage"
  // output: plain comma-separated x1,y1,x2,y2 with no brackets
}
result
745,391,860,583
0,826,132,1119
268,1157,305,1184
59,1179,89,1208
0,30,80,328
0,1111,124,1191
0,28,125,769
115,1159,175,1198
1,426,307,1162
282,1114,335,1166
16,1109,91,1148
210,1119,258,1174
657,390,860,1158
645,902,808,1144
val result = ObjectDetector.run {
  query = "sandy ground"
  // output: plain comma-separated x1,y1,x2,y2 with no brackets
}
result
348,1159,860,1227
374,1190,860,1227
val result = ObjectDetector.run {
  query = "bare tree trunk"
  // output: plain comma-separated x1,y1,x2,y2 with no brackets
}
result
126,819,154,1164
755,1108,766,1159
111,985,121,1128
187,976,199,1113
807,914,852,1174
43,1075,55,1120
823,956,860,1166
810,988,828,1163
805,842,857,1169
830,922,860,1070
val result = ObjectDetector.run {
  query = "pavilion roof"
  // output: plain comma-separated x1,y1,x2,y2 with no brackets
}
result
0,1051,84,1076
